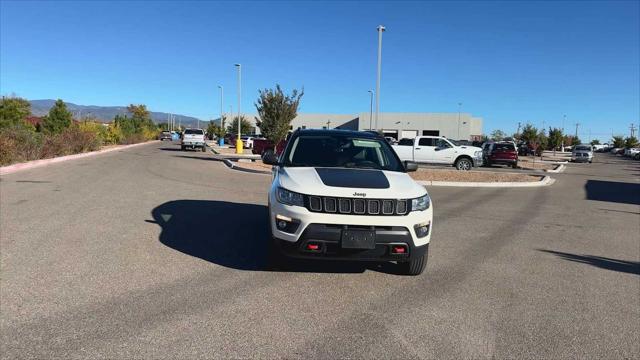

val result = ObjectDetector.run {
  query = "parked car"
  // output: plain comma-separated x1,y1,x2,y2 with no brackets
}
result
385,136,398,145
571,144,593,163
241,135,256,149
181,128,207,152
624,148,640,157
392,136,483,170
263,129,432,275
483,141,518,168
610,147,624,155
159,130,172,141
252,138,288,157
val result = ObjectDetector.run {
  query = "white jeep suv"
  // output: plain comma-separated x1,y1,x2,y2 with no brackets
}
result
264,129,433,275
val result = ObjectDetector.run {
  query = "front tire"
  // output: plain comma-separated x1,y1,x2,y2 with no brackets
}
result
399,247,428,276
455,157,473,171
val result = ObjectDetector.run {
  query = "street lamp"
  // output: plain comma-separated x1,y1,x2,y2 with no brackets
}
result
368,90,374,130
457,102,462,140
234,64,242,154
218,85,224,145
562,114,566,152
375,25,385,131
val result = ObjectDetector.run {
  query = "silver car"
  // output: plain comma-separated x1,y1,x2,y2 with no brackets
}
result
571,145,593,163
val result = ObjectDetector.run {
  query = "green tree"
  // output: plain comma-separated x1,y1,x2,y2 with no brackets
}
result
489,129,506,141
590,139,601,146
611,135,625,148
520,123,538,145
41,99,72,134
536,130,548,154
0,96,32,129
127,104,155,133
571,135,582,146
255,84,304,143
226,115,253,135
624,136,638,148
547,128,563,150
113,114,135,136
206,120,225,139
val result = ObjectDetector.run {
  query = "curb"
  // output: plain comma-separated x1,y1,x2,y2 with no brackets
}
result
416,175,554,188
221,159,272,175
0,140,160,176
545,164,566,173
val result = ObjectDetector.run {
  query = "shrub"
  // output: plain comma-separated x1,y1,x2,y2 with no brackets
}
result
0,126,43,165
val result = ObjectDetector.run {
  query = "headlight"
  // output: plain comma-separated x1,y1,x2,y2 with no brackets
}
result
276,187,304,207
411,193,431,211
474,151,482,157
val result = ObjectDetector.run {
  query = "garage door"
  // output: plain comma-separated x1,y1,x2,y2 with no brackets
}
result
383,130,398,139
401,130,418,139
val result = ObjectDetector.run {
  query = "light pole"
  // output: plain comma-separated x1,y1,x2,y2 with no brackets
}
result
561,114,566,152
368,90,374,130
457,102,462,140
218,85,224,145
375,25,385,131
234,64,242,154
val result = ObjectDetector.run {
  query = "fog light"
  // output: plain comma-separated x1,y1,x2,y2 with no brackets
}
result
414,221,431,238
274,214,300,234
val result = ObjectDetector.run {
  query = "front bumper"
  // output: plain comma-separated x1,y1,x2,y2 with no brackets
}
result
274,224,428,261
473,156,484,167
269,192,433,256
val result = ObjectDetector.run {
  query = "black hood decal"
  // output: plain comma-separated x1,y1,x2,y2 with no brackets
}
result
315,168,390,189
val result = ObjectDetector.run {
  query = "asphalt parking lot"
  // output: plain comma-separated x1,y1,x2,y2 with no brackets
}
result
1,142,638,359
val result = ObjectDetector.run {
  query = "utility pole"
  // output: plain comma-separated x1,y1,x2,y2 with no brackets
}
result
631,123,637,138
326,120,331,129
561,114,566,152
235,63,242,154
375,25,385,131
218,85,224,130
575,122,580,138
368,90,374,130
457,102,462,140
516,122,522,138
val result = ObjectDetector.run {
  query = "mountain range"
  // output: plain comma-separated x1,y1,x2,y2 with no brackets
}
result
29,100,205,127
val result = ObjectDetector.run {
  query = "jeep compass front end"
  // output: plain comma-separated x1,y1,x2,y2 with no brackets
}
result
265,129,433,275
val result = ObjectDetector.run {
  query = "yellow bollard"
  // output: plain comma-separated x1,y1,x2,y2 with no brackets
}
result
236,138,243,154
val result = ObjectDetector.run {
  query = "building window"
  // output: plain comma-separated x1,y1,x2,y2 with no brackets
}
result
422,130,439,136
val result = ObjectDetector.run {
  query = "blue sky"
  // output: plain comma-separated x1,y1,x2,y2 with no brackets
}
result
1,0,638,140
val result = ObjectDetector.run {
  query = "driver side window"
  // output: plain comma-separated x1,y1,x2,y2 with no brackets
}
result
436,139,452,149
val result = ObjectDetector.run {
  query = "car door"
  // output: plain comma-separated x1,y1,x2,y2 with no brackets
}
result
414,137,436,163
433,138,456,164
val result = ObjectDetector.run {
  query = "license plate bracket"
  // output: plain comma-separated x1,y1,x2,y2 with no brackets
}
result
341,229,376,249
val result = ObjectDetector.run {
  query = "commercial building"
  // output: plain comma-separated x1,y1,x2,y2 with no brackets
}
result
224,112,483,141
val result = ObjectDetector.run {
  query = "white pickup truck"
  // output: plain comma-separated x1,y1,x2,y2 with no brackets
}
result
392,136,483,170
181,128,207,152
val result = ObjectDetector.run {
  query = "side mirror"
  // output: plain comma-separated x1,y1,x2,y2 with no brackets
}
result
404,161,418,172
262,151,280,166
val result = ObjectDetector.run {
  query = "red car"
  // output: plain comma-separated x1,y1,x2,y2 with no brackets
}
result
252,136,289,156
483,142,518,168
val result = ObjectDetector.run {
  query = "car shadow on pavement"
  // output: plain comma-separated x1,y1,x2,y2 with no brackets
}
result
159,147,184,152
149,200,405,274
539,250,640,276
584,180,640,205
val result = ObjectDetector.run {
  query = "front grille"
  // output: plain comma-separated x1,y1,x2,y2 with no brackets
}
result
305,196,409,216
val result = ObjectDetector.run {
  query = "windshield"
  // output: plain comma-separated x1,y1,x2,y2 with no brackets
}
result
447,139,460,146
184,129,203,135
283,135,404,171
574,145,591,151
